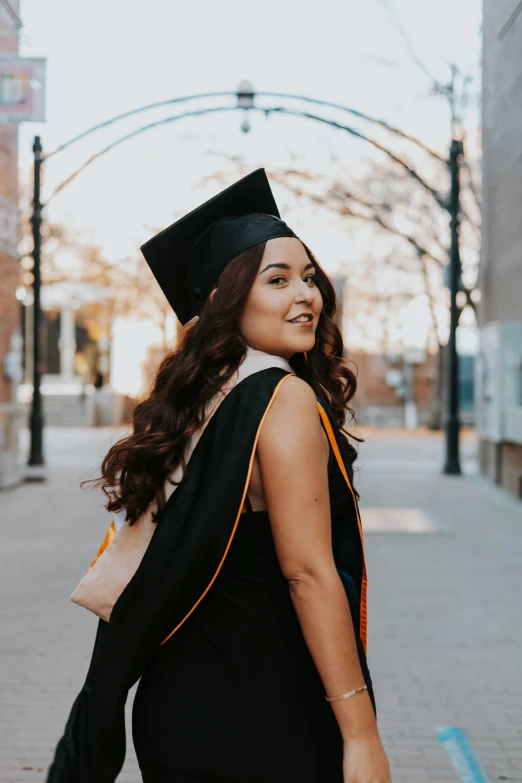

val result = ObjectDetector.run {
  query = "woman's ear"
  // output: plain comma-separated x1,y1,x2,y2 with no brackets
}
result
209,287,218,303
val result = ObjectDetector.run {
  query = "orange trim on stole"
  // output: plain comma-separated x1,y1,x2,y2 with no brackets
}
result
316,402,368,654
160,373,295,647
88,520,117,571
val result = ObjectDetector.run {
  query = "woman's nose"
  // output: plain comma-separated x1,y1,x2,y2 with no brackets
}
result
294,282,313,303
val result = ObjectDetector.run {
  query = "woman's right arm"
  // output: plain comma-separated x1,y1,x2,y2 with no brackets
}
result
257,376,391,782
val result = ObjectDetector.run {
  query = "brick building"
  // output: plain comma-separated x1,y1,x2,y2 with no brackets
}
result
349,350,438,428
477,1,522,498
0,0,22,488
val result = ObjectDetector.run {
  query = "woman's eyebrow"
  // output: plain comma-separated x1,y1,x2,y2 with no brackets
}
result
258,262,290,275
259,261,315,276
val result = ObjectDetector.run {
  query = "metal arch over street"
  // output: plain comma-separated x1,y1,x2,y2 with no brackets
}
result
29,85,463,476
45,88,445,163
46,103,446,209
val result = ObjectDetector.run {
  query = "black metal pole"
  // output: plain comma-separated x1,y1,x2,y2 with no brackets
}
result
28,136,45,467
443,137,463,475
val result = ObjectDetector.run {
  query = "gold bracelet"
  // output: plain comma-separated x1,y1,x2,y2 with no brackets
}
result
325,684,368,703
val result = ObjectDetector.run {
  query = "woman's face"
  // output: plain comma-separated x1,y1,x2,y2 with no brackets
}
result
238,237,323,360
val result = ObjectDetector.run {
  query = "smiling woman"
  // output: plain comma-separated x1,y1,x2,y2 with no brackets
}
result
238,236,323,359
46,169,390,783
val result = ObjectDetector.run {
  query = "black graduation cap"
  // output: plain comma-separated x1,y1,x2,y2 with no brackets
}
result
140,168,298,324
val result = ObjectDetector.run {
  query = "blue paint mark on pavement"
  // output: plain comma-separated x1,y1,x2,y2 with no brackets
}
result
436,726,490,783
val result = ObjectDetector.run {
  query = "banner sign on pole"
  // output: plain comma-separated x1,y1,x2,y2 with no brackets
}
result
0,56,46,124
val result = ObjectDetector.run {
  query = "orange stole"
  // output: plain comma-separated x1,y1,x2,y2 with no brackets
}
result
88,520,116,571
316,402,368,654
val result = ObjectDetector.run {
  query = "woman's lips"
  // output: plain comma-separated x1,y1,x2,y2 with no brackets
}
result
287,319,314,328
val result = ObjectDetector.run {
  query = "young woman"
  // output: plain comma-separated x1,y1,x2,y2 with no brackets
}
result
47,170,391,783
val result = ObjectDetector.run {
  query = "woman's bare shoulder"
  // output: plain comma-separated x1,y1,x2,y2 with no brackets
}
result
268,375,318,419
274,374,317,406
260,375,326,457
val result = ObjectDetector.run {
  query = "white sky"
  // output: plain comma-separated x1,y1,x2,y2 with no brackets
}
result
14,0,483,363
18,0,481,263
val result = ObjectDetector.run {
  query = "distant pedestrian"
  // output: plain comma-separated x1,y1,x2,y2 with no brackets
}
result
93,370,104,390
47,169,390,783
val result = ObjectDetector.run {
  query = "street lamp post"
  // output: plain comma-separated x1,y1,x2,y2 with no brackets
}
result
443,136,463,475
28,135,45,468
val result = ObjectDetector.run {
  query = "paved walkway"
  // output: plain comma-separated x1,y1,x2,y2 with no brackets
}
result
1,426,521,782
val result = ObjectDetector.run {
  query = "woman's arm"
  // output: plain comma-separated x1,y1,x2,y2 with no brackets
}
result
257,376,382,745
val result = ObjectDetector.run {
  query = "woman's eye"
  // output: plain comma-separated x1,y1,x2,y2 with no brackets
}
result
268,273,317,286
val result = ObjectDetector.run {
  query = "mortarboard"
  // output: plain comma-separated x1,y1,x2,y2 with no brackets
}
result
140,168,299,324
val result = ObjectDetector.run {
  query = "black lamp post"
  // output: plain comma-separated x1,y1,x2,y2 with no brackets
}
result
443,136,463,475
28,135,45,468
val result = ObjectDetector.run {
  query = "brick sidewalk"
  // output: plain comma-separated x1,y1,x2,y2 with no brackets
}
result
1,427,521,782
0,428,141,783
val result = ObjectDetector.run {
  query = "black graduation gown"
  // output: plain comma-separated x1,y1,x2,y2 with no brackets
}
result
47,368,372,783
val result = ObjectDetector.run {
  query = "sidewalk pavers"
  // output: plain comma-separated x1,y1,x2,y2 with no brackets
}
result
1,427,521,782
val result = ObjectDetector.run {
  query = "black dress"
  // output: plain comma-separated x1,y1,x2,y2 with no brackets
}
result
132,448,375,783
46,369,373,783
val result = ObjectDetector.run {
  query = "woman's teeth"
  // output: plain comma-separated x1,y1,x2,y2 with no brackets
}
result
290,315,312,323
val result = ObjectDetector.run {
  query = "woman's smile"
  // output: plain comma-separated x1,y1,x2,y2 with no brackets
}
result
286,312,315,327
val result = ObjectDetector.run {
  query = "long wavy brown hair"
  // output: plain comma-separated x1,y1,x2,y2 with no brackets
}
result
88,241,359,524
